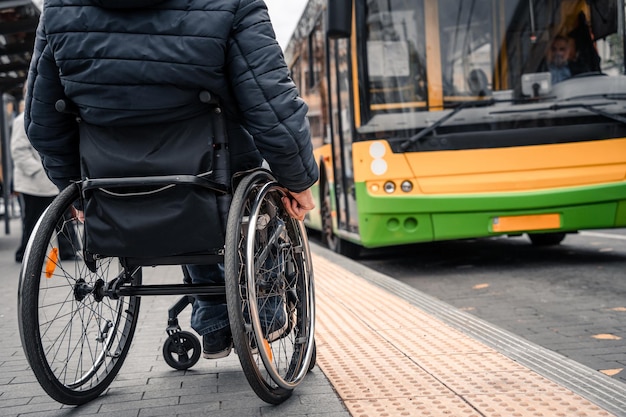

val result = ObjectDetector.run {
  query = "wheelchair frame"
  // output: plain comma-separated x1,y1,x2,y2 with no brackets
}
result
16,94,316,406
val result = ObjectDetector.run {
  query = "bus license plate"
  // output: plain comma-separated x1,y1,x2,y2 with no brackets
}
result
492,214,561,233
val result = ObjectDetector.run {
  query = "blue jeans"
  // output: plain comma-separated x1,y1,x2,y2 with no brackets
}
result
185,264,229,336
186,260,288,339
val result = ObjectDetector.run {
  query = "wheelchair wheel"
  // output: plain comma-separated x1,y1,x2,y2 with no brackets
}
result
18,184,141,405
162,331,201,370
308,341,317,371
225,170,315,405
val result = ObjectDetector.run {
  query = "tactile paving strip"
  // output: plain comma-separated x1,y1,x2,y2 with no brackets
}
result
464,393,612,417
312,253,616,417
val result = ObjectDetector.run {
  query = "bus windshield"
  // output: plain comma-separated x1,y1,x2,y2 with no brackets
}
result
360,0,626,124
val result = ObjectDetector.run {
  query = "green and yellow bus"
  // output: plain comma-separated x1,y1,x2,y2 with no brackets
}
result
285,0,626,257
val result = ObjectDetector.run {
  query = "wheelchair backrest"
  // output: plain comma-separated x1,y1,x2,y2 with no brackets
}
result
77,102,231,259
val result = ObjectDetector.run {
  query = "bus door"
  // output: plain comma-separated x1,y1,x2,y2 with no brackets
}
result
328,36,359,237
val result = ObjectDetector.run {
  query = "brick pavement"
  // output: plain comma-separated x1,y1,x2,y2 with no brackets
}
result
4,212,624,416
0,217,349,417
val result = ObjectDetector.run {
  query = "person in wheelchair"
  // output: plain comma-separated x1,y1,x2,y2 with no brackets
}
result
25,0,319,360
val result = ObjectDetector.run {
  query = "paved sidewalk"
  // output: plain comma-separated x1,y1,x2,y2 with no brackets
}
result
0,218,349,417
5,212,623,417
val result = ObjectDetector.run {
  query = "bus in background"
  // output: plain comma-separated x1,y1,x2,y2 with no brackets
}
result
285,0,626,258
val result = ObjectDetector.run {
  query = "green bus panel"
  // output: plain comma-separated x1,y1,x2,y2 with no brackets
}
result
432,202,618,241
358,213,435,248
616,200,626,226
354,182,626,248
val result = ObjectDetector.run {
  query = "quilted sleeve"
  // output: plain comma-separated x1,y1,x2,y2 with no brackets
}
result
24,13,80,191
226,0,319,192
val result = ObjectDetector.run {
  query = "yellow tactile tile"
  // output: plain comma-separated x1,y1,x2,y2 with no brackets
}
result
464,393,613,417
412,352,533,376
345,396,482,417
434,369,570,396
312,253,617,417
378,328,494,356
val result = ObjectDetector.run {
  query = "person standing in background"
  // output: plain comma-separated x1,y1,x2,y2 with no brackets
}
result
10,106,76,262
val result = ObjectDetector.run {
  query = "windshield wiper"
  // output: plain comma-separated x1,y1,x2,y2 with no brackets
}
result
562,93,626,102
491,102,626,125
579,104,626,125
399,99,495,151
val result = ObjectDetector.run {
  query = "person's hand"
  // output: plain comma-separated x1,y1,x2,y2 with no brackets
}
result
282,188,315,221
72,207,85,223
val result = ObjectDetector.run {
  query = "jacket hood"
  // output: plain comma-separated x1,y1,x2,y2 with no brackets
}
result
91,0,167,9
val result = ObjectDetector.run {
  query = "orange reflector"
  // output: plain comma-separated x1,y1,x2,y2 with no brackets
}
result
45,247,59,278
262,338,273,362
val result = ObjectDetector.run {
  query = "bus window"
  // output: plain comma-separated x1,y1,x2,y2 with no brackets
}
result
596,33,623,76
501,0,623,98
439,0,493,101
307,18,329,148
363,0,427,115
293,25,325,150
357,0,625,123
591,0,623,76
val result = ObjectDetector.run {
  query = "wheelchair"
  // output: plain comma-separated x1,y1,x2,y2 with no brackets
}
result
16,93,316,406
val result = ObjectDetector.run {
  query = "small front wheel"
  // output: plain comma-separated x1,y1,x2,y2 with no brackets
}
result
162,331,201,370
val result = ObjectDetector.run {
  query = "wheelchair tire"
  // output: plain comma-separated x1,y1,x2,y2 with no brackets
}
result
18,184,141,405
225,170,316,405
162,331,201,370
308,341,317,371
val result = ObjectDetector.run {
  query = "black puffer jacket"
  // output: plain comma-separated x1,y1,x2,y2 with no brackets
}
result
25,0,318,192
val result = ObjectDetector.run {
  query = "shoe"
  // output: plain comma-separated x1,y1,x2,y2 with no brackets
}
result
202,327,233,359
259,294,289,343
242,294,289,352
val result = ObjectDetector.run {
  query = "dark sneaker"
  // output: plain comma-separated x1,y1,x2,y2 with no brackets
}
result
202,327,233,359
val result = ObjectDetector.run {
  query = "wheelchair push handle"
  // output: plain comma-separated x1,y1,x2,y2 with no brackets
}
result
55,99,79,115
199,90,219,105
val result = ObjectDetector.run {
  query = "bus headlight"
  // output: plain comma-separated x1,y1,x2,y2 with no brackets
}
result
384,181,396,193
401,180,413,193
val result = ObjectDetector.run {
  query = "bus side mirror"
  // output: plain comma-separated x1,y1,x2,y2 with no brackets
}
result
327,0,352,38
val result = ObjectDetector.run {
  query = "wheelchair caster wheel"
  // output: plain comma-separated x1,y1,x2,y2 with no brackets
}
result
162,331,201,370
